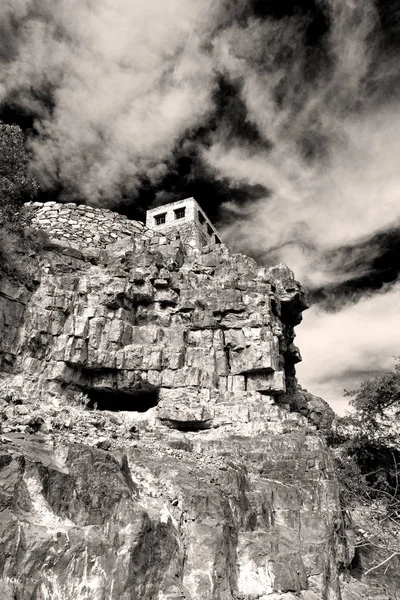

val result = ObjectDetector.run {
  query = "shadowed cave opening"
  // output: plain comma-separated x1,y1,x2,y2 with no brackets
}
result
84,388,159,412
165,419,212,432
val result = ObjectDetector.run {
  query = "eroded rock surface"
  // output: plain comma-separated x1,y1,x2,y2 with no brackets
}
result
0,203,389,599
2,205,309,433
0,429,350,600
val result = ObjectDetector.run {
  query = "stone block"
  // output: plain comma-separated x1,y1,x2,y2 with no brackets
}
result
63,337,88,364
227,375,246,392
191,310,216,329
108,319,125,343
229,342,275,374
46,361,73,382
224,328,246,350
246,370,286,394
118,346,143,370
187,329,213,347
142,348,163,371
158,403,213,429
161,326,186,347
154,289,179,305
131,325,162,345
161,367,201,388
213,403,250,425
153,279,169,288
215,348,229,376
145,370,162,387
185,347,216,371
163,347,186,370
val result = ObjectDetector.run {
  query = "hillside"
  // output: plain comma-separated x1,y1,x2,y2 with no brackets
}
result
0,202,394,599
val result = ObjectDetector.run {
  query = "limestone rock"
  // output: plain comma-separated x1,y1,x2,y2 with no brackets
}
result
0,203,375,599
0,431,348,600
1,206,309,435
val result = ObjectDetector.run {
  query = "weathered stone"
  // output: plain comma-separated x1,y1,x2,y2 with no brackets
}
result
0,202,376,600
229,342,276,374
95,437,112,450
246,370,286,394
27,415,49,433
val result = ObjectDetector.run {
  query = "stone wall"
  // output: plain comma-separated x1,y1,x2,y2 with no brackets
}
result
166,219,210,249
24,200,223,254
24,201,152,250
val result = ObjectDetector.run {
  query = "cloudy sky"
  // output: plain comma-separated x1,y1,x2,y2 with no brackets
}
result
1,0,399,413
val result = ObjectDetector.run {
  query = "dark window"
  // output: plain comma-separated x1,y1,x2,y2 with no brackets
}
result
207,224,213,237
174,207,186,220
154,213,166,226
215,236,222,244
198,211,205,225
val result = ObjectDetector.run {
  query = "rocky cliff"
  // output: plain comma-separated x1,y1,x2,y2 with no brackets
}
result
0,203,391,599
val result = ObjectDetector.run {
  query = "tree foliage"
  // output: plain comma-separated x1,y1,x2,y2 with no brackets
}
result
0,122,38,222
0,121,44,280
328,361,400,577
337,360,400,501
330,360,400,504
346,359,400,437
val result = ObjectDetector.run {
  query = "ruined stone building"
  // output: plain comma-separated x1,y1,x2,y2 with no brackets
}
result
146,197,223,248
23,197,222,252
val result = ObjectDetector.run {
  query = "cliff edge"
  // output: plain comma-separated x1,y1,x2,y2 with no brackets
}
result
0,202,388,599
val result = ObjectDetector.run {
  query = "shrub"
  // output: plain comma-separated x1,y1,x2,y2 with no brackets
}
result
0,122,38,223
0,121,42,279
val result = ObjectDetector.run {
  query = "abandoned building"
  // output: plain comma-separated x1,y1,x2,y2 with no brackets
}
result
146,197,222,249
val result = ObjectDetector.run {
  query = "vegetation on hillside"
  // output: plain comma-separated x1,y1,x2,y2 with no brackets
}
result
328,360,400,575
0,122,46,280
331,359,400,501
0,122,38,221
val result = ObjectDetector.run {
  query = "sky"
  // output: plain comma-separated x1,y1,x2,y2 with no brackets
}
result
1,0,399,414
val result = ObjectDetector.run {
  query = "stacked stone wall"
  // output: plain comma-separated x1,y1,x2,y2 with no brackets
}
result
24,201,152,251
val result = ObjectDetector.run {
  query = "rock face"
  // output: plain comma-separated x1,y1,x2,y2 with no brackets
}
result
0,202,387,599
0,430,349,600
4,202,309,432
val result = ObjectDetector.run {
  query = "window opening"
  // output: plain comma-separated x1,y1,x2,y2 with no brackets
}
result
207,224,213,237
198,211,205,225
154,213,166,226
174,207,186,220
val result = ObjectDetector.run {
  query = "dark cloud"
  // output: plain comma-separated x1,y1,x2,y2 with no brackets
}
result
308,228,400,308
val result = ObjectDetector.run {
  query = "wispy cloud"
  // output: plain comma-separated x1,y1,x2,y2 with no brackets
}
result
296,282,400,413
203,1,400,287
213,109,400,286
0,0,222,203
